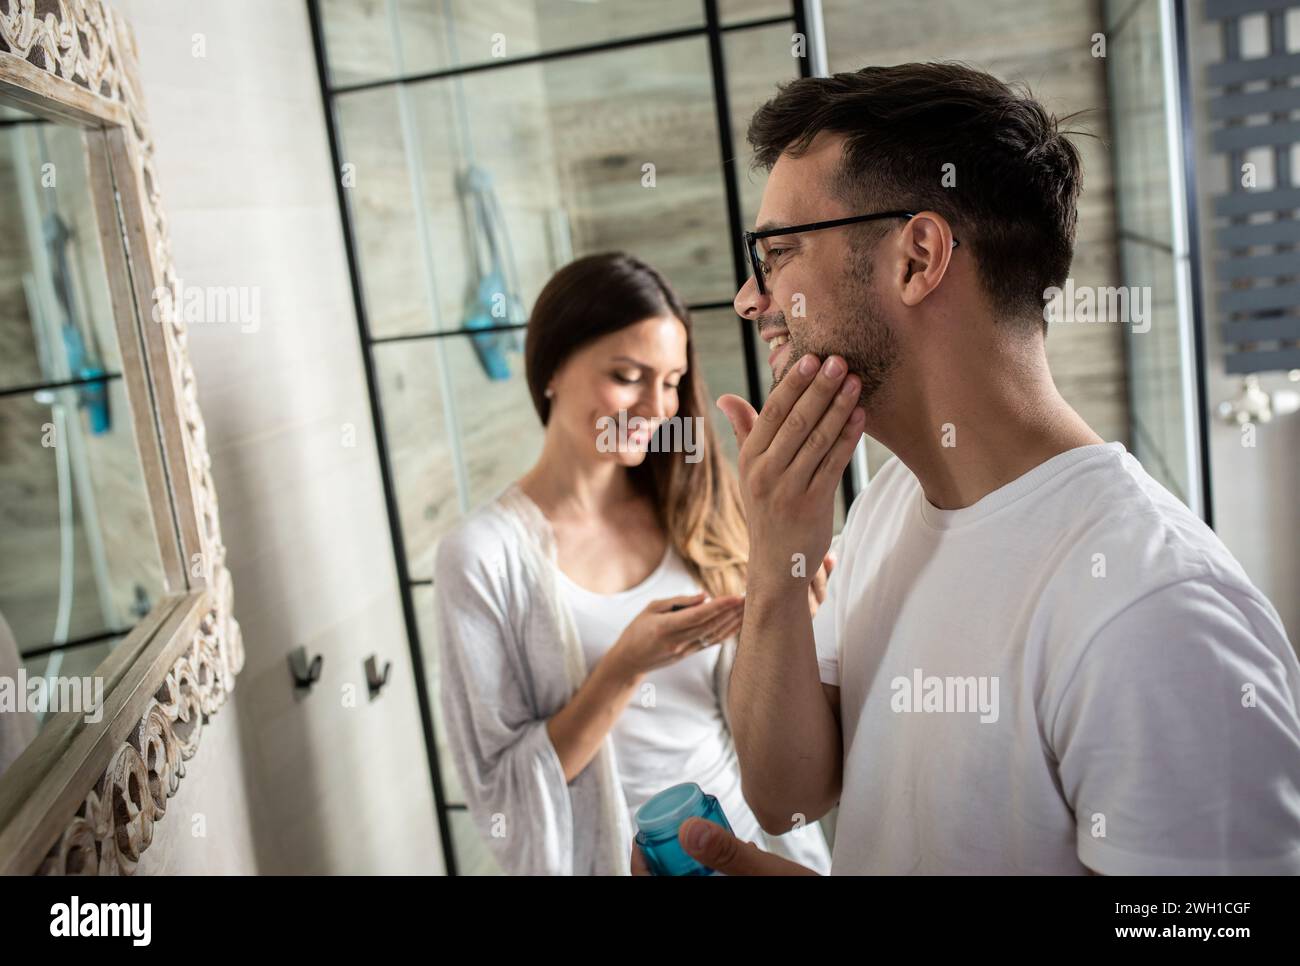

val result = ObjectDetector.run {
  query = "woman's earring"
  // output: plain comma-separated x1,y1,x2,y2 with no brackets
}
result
544,387,555,399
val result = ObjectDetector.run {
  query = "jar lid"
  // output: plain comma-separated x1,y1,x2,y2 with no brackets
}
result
634,782,705,836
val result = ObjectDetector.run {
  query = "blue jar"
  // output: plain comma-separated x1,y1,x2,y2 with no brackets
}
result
634,782,732,876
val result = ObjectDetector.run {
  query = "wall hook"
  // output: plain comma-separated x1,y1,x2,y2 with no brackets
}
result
289,646,323,690
365,655,392,698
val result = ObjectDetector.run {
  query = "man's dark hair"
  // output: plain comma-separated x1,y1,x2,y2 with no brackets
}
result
747,62,1084,328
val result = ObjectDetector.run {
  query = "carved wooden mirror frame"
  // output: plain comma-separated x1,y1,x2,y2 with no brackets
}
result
0,0,241,875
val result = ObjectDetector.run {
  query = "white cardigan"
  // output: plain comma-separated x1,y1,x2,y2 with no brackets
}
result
433,481,827,875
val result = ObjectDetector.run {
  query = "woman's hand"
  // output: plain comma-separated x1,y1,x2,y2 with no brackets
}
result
605,592,745,680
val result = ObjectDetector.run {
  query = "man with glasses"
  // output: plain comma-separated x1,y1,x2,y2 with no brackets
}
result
631,62,1300,875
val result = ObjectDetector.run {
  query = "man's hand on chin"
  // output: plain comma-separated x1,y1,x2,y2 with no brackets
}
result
716,353,863,600
630,818,823,876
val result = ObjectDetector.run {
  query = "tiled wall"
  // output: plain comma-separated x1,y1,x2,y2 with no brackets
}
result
116,0,444,874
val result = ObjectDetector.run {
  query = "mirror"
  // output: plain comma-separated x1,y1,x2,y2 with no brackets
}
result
0,100,172,778
0,0,241,877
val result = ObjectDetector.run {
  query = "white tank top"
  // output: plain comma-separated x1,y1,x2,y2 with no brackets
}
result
556,545,761,841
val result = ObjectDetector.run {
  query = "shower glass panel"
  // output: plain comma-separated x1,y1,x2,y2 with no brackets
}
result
313,0,834,873
319,0,708,87
725,21,805,231
373,335,539,580
334,39,735,340
1105,0,1205,514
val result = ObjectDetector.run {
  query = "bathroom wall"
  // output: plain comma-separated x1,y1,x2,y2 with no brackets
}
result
114,0,444,873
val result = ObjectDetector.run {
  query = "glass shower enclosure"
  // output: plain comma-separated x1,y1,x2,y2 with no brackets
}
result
1104,0,1212,519
309,0,824,875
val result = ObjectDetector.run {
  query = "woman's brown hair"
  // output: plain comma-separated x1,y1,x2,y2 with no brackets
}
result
524,252,747,598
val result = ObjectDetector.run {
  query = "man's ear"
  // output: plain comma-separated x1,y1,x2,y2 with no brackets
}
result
897,211,956,307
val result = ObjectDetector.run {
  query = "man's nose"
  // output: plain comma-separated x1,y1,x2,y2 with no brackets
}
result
734,274,771,321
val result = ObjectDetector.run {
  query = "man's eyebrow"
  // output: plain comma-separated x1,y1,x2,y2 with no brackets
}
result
754,220,795,234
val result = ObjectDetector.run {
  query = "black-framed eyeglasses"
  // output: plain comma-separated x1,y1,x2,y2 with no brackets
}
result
743,210,959,295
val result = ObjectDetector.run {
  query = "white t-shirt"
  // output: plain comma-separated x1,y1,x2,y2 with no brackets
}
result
558,546,759,834
558,545,832,873
814,440,1300,874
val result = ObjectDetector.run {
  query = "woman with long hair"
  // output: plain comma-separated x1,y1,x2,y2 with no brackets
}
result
433,252,832,875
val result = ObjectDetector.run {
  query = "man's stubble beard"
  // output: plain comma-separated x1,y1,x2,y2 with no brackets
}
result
769,243,900,411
